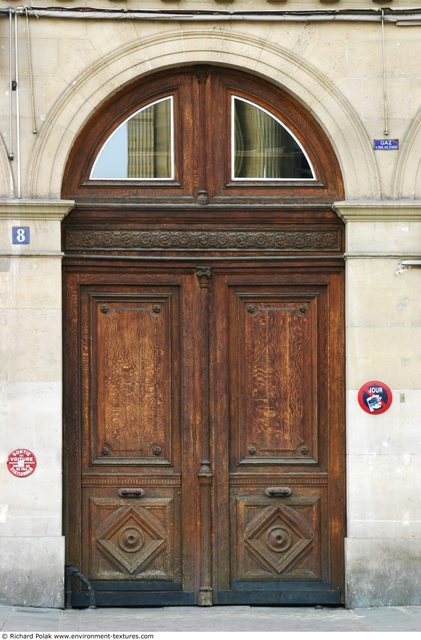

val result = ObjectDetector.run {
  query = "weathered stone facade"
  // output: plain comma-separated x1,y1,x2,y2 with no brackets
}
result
1,1,420,608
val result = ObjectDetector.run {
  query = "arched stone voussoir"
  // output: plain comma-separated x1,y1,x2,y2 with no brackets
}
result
28,28,380,199
0,134,14,198
393,105,421,199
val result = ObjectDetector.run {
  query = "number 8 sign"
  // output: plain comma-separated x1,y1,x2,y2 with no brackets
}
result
12,226,30,245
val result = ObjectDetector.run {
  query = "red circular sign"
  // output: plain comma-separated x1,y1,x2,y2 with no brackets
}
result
358,381,393,415
7,449,37,478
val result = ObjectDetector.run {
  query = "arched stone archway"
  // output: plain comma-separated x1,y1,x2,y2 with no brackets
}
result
28,28,379,200
0,135,14,198
393,105,421,199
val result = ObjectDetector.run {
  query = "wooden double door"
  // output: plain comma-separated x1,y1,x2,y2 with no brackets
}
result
64,260,345,606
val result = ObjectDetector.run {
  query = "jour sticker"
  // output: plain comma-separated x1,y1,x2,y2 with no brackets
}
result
358,381,393,415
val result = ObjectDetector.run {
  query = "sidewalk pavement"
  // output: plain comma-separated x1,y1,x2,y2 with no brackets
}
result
0,605,421,632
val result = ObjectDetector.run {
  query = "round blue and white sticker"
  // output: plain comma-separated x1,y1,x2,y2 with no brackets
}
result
358,381,393,415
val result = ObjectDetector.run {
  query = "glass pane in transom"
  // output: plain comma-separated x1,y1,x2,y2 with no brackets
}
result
232,97,314,180
91,96,173,180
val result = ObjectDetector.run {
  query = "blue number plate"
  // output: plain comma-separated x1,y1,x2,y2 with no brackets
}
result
12,227,30,245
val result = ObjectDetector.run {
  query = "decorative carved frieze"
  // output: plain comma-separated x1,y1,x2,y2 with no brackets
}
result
66,229,341,252
82,477,181,486
230,476,327,485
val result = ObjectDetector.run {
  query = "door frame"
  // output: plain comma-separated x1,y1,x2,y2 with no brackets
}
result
62,64,346,606
63,256,345,606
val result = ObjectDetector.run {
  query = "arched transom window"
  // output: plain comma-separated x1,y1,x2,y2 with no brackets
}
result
63,66,343,203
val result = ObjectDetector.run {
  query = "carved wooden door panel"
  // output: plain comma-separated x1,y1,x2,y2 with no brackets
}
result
65,264,344,606
211,267,344,604
65,270,203,605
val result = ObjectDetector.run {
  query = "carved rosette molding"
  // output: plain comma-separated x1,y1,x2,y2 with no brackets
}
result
66,229,341,252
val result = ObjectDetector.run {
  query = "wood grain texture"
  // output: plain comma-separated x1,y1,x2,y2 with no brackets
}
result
94,296,172,463
210,268,343,603
236,293,318,462
64,264,344,606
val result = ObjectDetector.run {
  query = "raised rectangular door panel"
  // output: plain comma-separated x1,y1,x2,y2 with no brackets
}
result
233,291,319,463
85,291,178,466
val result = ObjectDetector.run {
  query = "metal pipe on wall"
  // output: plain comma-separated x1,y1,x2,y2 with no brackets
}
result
1,7,421,24
25,8,38,135
8,9,14,161
14,11,21,198
381,9,389,136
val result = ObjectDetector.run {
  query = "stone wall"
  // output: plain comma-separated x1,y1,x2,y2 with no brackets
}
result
0,201,73,607
335,202,421,607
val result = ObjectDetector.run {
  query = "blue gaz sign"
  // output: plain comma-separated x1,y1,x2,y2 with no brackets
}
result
12,226,30,245
373,139,399,150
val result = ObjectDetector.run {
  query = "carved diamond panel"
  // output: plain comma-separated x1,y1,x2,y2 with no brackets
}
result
96,505,166,574
234,495,321,581
244,504,313,574
87,495,180,581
